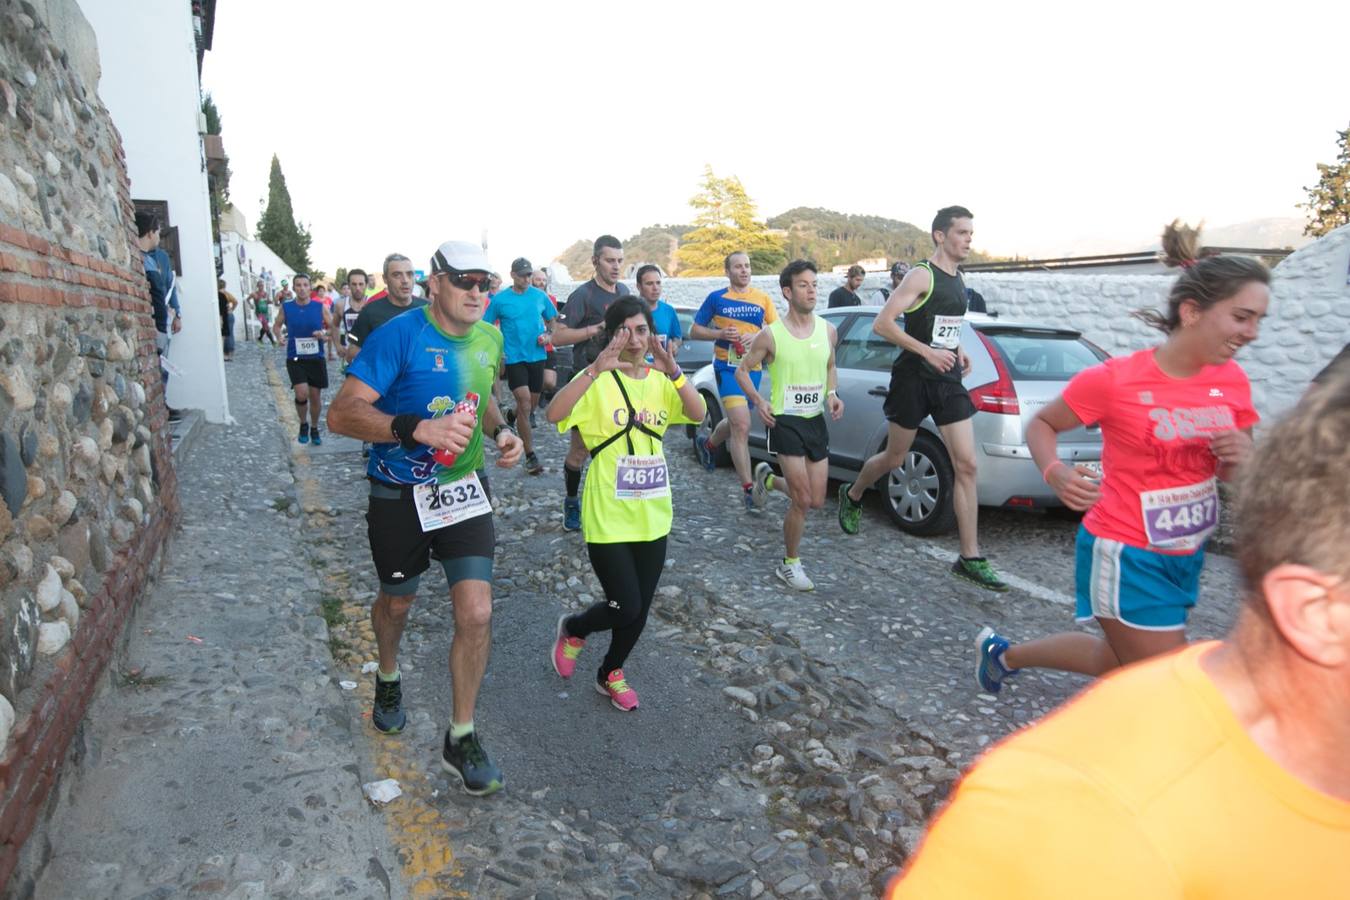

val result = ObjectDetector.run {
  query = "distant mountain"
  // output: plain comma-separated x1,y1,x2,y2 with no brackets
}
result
1200,217,1312,250
556,224,692,280
767,207,936,268
993,216,1314,259
553,208,980,278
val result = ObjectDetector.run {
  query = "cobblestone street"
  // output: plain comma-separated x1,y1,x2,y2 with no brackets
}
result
34,339,1245,899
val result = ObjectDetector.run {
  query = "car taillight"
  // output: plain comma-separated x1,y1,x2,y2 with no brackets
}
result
969,331,1019,414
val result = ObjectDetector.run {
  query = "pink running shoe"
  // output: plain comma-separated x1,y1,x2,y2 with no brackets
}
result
595,669,639,711
551,615,585,678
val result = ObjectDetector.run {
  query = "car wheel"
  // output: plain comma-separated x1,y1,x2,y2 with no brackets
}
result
697,390,731,467
882,430,957,535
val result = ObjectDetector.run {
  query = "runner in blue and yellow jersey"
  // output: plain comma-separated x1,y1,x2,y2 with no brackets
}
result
689,250,779,511
328,239,524,797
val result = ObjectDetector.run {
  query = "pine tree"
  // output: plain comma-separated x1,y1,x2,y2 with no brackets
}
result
1302,123,1350,238
675,166,786,276
257,155,313,273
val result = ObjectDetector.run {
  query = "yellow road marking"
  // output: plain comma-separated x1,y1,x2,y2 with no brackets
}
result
263,357,470,898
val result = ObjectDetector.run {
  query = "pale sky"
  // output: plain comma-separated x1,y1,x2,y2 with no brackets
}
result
202,0,1349,277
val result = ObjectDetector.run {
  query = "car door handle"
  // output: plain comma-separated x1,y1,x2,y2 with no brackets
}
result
868,386,889,397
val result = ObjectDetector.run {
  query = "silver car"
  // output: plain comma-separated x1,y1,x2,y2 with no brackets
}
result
691,309,1108,535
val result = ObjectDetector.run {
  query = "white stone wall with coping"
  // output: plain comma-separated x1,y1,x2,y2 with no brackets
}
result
78,0,230,423
219,231,297,339
965,224,1350,423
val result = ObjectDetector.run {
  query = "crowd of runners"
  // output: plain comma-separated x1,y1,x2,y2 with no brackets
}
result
237,207,1348,893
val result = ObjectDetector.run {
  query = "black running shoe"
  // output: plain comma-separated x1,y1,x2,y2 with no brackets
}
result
371,674,407,734
441,730,503,796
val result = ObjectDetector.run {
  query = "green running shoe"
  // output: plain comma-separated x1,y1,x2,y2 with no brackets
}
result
952,556,1010,593
837,482,862,535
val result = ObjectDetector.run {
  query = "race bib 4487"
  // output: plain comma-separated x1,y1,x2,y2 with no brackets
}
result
1140,478,1218,551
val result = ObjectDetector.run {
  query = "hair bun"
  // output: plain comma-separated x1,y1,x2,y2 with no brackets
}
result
1160,219,1204,270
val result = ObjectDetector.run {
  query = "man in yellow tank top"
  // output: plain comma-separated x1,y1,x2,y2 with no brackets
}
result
735,260,843,591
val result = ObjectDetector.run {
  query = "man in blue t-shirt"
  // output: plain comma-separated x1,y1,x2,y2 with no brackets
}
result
328,239,524,797
636,264,682,358
489,257,556,475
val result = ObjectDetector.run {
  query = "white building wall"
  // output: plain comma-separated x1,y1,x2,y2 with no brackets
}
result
965,224,1350,423
219,231,296,340
77,0,230,422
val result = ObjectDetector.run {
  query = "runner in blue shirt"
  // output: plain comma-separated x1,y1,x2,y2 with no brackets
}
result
271,274,334,445
328,239,524,797
636,265,682,358
489,257,556,475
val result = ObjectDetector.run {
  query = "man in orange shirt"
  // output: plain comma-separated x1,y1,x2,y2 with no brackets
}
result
890,369,1350,899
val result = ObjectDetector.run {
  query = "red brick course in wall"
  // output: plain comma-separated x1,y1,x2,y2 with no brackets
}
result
0,220,181,886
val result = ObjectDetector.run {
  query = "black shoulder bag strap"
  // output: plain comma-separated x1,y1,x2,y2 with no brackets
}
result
589,371,663,458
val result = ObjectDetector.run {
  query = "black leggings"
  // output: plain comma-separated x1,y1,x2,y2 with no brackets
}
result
567,537,668,679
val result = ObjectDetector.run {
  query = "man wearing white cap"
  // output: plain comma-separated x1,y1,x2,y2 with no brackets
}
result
328,240,524,796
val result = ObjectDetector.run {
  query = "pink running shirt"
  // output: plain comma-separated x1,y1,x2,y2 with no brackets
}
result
1061,348,1258,554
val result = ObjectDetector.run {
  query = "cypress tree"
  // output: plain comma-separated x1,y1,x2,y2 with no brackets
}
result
257,155,313,273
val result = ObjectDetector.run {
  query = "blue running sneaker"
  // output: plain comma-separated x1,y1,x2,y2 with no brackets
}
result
441,729,503,796
975,627,1016,694
298,423,310,445
371,673,407,734
563,496,582,531
310,428,322,446
694,434,716,471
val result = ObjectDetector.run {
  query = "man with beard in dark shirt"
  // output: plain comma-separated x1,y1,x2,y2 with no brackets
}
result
828,265,865,308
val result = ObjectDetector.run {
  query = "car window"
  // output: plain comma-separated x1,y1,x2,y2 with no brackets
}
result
676,310,695,334
982,330,1108,380
834,314,896,372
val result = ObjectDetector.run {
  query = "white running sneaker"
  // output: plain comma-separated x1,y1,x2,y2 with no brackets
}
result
752,462,773,509
775,560,815,592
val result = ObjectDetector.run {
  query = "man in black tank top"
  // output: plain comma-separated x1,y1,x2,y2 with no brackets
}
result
836,206,1007,592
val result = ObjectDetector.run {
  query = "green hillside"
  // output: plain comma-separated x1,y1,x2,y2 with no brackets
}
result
555,208,992,277
768,207,932,268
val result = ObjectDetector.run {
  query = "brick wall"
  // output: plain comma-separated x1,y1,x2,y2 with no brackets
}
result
0,0,180,886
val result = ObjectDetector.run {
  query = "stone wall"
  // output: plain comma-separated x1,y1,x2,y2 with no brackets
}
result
0,0,179,884
966,225,1350,421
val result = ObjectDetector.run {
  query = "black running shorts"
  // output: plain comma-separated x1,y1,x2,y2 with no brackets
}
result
883,370,975,429
365,477,495,595
286,357,329,389
505,360,545,393
768,414,830,462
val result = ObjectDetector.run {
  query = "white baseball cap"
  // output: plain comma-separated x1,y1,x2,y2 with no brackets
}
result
431,241,493,275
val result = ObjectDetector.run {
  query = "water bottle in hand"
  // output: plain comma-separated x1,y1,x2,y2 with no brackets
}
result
431,392,480,468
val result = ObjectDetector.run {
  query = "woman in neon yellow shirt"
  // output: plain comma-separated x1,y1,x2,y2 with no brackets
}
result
545,297,705,710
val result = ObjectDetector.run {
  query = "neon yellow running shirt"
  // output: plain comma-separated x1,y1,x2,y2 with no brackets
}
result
766,316,830,418
557,369,698,543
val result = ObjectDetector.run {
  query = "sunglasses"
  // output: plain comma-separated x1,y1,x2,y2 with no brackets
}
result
437,270,491,292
